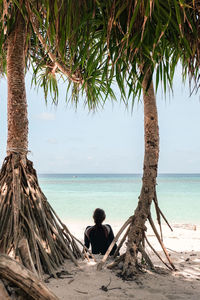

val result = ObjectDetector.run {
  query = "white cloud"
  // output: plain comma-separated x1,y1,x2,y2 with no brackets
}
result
87,156,93,160
46,138,58,144
36,112,55,121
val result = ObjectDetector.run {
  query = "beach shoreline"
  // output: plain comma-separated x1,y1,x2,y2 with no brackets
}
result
46,222,200,300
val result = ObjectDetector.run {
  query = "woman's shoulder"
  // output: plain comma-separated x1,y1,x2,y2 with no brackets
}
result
84,225,94,234
104,224,112,234
105,224,112,228
85,225,93,232
84,225,94,239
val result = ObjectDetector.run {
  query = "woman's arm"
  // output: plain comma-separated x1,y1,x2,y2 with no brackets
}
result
84,226,91,249
107,225,117,255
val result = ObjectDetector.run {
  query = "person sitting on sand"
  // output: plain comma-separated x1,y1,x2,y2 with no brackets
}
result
84,208,117,255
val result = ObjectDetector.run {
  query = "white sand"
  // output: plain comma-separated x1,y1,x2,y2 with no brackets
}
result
46,222,200,300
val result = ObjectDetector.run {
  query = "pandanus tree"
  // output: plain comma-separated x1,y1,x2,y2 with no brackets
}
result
94,1,200,278
0,1,86,280
88,1,177,277
0,0,113,284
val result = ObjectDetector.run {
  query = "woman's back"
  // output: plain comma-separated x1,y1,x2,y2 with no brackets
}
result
84,208,117,255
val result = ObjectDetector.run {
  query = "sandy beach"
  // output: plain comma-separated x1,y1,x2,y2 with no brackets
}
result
46,222,200,300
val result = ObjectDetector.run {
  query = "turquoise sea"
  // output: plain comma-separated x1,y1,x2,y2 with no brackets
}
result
38,174,200,225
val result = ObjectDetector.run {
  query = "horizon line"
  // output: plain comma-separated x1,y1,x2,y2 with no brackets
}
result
38,172,200,175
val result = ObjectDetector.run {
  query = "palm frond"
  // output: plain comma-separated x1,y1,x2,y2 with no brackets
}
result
1,1,200,107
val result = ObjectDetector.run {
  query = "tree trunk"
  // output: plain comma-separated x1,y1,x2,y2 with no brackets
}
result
121,70,159,278
0,254,59,300
7,12,28,156
0,11,82,281
97,70,175,274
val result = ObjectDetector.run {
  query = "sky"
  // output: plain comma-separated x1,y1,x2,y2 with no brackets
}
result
0,67,200,174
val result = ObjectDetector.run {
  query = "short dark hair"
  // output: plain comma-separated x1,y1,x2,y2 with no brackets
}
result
93,208,106,225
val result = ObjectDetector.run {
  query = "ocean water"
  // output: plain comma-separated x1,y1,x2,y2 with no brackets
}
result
38,174,200,225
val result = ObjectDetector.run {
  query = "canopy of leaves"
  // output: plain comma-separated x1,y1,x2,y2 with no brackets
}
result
0,1,200,107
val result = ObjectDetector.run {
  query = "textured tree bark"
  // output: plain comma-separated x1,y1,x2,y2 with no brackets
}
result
0,279,10,299
122,69,159,278
0,254,59,300
7,12,28,155
18,238,38,275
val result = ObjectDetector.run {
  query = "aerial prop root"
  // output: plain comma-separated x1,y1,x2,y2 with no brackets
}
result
47,202,97,261
0,153,82,278
97,195,175,273
0,254,58,300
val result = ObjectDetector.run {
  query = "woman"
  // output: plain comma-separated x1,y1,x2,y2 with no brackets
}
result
84,208,117,255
